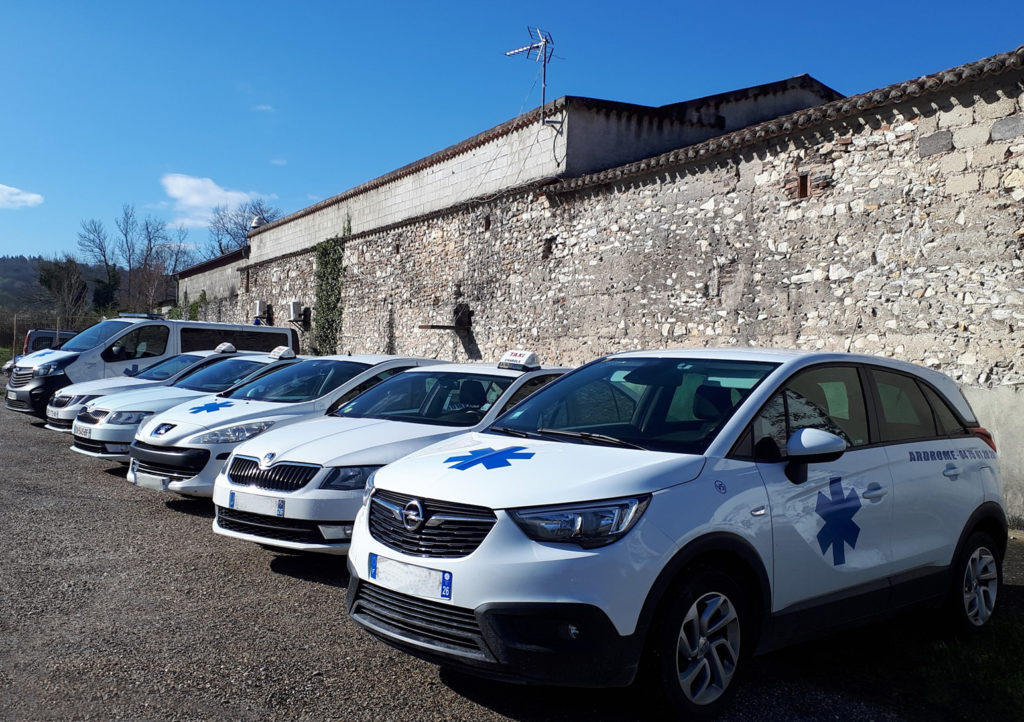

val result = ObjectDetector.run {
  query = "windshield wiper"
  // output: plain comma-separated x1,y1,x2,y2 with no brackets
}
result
488,426,535,439
536,428,647,450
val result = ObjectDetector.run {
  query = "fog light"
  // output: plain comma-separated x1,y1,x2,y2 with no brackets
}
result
318,524,353,540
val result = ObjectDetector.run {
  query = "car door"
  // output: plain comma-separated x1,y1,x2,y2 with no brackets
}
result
101,325,170,377
866,367,985,573
749,365,896,612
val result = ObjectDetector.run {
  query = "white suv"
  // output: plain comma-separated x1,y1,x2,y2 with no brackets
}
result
345,349,1006,716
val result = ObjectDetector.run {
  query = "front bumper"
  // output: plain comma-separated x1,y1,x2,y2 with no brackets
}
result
70,423,136,461
45,401,86,432
127,441,219,497
5,375,70,416
346,572,642,687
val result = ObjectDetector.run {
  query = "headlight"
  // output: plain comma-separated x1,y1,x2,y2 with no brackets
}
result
362,469,377,506
33,363,65,377
321,465,381,491
508,495,651,549
71,395,98,406
108,410,153,425
192,421,275,445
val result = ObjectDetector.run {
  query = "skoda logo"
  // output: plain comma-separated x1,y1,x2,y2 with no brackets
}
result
402,499,425,532
152,423,175,437
260,453,276,470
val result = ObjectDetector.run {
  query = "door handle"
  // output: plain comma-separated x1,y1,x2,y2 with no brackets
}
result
862,483,887,501
943,464,961,480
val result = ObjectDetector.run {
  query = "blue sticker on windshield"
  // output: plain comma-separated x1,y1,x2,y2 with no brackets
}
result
444,446,534,470
189,400,234,414
815,476,861,566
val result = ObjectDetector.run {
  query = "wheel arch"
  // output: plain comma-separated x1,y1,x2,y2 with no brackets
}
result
635,532,771,645
955,501,1008,562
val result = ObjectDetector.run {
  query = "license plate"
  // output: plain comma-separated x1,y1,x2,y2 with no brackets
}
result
6,391,15,401
228,490,285,517
134,471,170,492
74,423,91,439
369,553,452,601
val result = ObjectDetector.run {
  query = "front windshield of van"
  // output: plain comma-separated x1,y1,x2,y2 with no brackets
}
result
135,354,202,381
174,358,266,393
224,359,371,403
59,320,133,352
335,370,514,427
490,357,778,454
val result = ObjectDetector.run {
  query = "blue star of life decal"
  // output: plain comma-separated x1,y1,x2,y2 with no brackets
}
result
189,400,234,414
444,446,534,471
815,476,862,566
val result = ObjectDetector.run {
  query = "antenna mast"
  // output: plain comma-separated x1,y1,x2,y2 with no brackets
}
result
505,27,560,127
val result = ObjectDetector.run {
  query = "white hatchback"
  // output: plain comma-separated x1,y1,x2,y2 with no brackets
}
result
344,349,1006,717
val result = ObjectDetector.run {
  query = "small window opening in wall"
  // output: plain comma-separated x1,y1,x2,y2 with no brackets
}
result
797,173,810,199
542,236,556,259
483,215,491,231
393,243,400,255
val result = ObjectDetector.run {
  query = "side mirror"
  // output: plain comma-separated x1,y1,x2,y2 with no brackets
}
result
785,428,847,484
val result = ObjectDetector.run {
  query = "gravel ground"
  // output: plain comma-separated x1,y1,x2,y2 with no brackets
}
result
0,406,1019,721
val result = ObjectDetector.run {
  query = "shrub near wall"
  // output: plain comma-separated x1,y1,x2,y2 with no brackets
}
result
313,235,346,354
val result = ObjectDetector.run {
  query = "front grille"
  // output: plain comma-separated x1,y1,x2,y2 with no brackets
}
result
9,370,32,388
46,417,73,430
132,442,210,475
73,436,106,454
135,460,196,482
351,581,488,657
6,398,30,411
216,506,326,544
227,456,320,492
49,395,72,408
76,408,109,425
369,490,496,559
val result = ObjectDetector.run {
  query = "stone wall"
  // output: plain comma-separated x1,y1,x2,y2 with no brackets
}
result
195,59,1024,520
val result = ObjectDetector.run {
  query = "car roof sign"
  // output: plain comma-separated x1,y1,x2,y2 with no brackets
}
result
498,350,540,371
269,346,296,360
214,342,237,354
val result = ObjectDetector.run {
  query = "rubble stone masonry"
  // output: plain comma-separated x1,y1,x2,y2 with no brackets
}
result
195,61,1024,520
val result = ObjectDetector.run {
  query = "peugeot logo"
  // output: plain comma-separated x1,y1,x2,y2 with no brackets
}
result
402,499,426,532
152,423,175,437
260,452,276,470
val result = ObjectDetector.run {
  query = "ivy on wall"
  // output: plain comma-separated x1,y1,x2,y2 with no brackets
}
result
313,233,348,354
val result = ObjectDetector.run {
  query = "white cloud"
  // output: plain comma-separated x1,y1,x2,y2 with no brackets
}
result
160,173,266,228
253,104,275,113
0,183,43,209
270,158,287,166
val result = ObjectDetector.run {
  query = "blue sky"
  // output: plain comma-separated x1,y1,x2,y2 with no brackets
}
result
2,1,1023,259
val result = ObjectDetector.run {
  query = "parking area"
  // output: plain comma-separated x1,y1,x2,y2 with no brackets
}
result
1,407,1022,721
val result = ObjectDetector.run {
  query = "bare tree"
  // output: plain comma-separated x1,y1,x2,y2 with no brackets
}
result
206,198,282,257
37,255,89,329
77,218,120,309
115,204,140,308
137,216,170,309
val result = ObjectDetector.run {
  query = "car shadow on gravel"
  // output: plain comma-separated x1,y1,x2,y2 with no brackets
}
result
269,553,350,589
101,465,129,478
164,497,215,519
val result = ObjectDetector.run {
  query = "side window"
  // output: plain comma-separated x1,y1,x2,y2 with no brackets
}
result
135,325,168,357
745,366,868,460
498,374,560,414
921,385,968,437
329,367,411,410
871,369,937,441
181,328,225,352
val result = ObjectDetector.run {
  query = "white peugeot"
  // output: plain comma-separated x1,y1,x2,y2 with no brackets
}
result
70,347,303,462
344,349,1006,717
212,351,565,554
127,354,435,497
45,344,247,433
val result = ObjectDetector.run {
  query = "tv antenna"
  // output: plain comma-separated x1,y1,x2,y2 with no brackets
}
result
505,27,560,127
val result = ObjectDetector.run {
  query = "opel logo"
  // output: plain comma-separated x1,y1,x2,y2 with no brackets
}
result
402,499,425,532
260,452,276,470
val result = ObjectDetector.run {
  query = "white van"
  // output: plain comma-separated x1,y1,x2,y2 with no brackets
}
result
4,314,298,417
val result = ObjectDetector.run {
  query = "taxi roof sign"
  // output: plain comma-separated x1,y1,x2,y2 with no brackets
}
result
498,350,540,371
269,346,296,360
214,342,237,354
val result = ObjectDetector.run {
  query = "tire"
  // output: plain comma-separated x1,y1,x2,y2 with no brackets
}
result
947,531,1001,631
647,567,752,718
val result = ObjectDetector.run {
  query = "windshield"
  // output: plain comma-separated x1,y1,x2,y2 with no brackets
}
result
173,358,266,392
59,320,133,352
335,370,514,427
490,357,779,454
135,354,202,381
224,359,371,403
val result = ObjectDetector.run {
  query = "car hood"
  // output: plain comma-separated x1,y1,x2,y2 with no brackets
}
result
372,431,707,508
139,396,315,435
233,416,468,468
93,386,212,414
14,348,78,370
54,377,153,398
